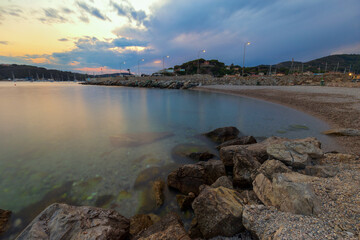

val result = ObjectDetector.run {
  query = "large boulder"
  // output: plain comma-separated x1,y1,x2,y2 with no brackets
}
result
233,152,261,188
211,176,233,189
266,137,324,168
220,137,287,167
167,160,226,195
251,159,292,180
252,172,321,216
17,203,130,240
243,205,346,239
192,186,244,239
188,151,215,161
203,126,240,143
216,136,257,150
0,209,11,235
134,212,190,240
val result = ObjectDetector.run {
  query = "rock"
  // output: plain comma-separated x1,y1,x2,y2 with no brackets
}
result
134,167,161,189
130,214,154,236
110,131,174,148
243,205,344,239
152,180,165,206
192,186,244,238
0,209,11,235
188,151,215,161
220,137,287,167
252,172,321,216
216,136,257,150
233,152,261,188
237,190,261,205
17,203,129,240
322,128,360,136
211,176,233,189
322,153,359,164
134,212,190,240
304,165,337,178
251,159,292,180
204,126,240,143
266,137,324,168
188,218,203,239
167,160,226,195
171,143,211,163
176,192,196,211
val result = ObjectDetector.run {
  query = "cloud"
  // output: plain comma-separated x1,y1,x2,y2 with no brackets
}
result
58,38,69,42
77,1,110,21
0,41,9,45
61,7,74,14
0,6,24,23
112,37,147,47
39,8,68,23
111,0,147,25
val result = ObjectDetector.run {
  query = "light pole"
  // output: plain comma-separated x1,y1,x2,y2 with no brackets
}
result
120,61,126,76
197,49,206,74
163,56,169,70
138,59,144,76
242,42,250,76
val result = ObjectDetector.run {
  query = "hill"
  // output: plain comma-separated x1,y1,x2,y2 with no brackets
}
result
0,64,87,81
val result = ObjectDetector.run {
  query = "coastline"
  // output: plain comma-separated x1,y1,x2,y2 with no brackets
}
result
194,85,360,155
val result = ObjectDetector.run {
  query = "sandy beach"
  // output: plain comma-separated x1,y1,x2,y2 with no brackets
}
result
195,85,360,155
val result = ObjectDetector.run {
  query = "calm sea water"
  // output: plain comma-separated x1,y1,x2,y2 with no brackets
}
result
0,82,337,238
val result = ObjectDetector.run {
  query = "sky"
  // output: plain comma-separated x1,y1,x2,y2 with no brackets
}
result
0,0,359,74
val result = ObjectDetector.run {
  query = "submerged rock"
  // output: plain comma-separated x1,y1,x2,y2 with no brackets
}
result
134,212,190,240
167,160,226,195
204,126,240,143
216,136,257,150
110,131,174,148
192,186,244,238
152,180,165,207
176,192,196,211
134,167,161,189
243,205,345,239
252,172,321,216
266,137,323,168
322,128,360,136
0,209,11,235
171,143,211,163
188,151,215,161
17,203,129,240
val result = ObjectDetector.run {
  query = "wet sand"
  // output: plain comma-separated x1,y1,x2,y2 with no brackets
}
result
195,85,360,154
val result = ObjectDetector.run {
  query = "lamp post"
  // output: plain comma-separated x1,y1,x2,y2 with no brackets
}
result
138,59,144,76
163,56,169,70
197,49,206,74
242,42,250,76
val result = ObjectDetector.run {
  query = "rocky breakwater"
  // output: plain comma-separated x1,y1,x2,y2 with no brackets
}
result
10,126,360,240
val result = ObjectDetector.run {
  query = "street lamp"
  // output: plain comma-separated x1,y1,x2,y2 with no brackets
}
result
242,42,250,76
197,49,206,74
163,56,169,70
138,59,144,76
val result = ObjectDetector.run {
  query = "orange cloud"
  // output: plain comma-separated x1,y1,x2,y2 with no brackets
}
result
29,58,51,64
75,66,122,74
69,61,80,66
153,60,161,64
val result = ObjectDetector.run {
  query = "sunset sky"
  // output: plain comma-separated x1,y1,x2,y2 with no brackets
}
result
0,0,359,74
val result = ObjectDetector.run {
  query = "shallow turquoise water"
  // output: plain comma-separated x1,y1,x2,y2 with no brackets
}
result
0,82,336,238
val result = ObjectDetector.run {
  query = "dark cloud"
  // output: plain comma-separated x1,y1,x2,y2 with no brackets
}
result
58,38,69,42
62,8,74,14
0,41,9,45
77,1,110,21
111,1,147,26
112,37,147,47
39,8,67,23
